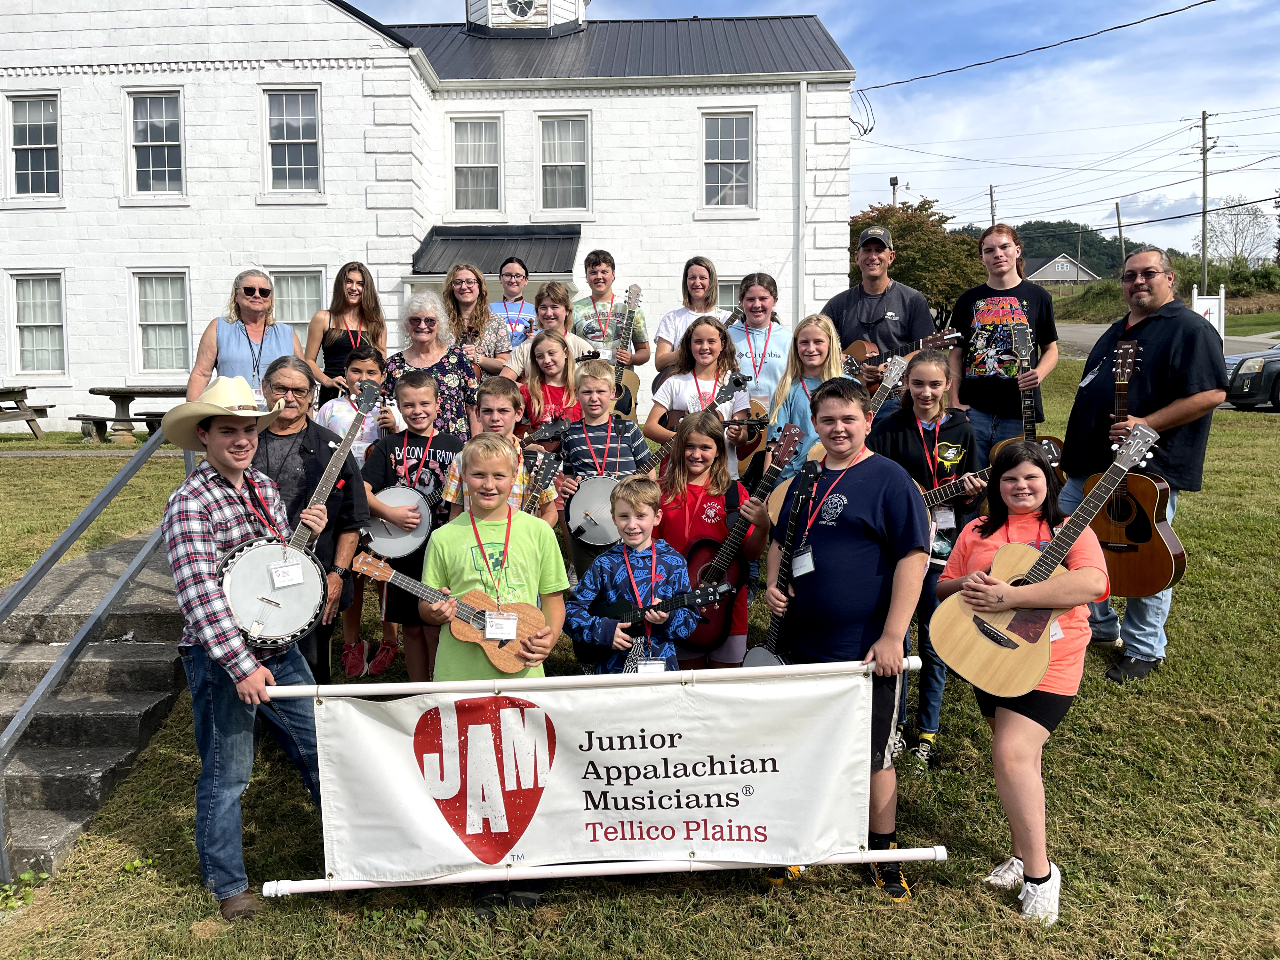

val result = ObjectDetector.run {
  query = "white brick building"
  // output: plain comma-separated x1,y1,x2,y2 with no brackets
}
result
0,0,854,429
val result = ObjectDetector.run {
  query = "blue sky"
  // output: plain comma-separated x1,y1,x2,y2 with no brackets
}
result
353,0,1280,254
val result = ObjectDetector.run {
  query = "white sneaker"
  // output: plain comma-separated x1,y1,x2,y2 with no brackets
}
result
1018,863,1061,926
889,728,906,760
983,855,1024,890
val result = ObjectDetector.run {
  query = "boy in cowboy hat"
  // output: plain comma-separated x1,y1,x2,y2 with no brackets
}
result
161,376,329,922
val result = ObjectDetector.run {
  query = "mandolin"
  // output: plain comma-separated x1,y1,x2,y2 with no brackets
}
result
606,285,644,424
1081,341,1185,597
929,425,1159,697
681,424,805,655
352,552,545,674
990,320,1065,480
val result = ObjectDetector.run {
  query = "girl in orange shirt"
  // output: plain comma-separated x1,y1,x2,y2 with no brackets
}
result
937,441,1108,926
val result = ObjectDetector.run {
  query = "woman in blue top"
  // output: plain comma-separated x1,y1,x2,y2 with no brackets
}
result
765,313,847,482
187,268,303,405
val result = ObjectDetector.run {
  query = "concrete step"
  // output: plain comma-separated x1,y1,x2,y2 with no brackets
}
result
0,531,181,645
8,808,95,877
0,689,176,748
4,745,137,811
0,642,181,693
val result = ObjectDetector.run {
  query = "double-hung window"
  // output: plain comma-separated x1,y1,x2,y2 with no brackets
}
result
540,117,587,210
271,271,325,346
15,275,65,373
717,282,740,314
11,97,60,196
453,119,500,211
131,94,182,193
704,115,751,207
137,274,189,371
267,91,320,191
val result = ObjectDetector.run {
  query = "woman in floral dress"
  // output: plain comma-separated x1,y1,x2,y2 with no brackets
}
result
383,290,479,439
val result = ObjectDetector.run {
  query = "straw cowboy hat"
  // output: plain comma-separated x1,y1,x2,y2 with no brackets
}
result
161,376,284,451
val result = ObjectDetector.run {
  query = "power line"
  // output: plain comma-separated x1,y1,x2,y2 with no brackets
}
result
856,1,1216,92
1014,194,1279,242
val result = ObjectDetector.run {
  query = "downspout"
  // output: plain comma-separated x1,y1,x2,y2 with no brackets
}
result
794,80,808,327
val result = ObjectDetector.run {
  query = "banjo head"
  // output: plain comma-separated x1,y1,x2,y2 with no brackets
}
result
567,476,622,546
220,539,326,647
365,486,432,558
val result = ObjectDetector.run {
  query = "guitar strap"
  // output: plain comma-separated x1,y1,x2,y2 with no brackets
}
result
722,478,744,532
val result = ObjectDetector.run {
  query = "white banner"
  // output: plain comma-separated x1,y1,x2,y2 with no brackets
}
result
314,667,874,883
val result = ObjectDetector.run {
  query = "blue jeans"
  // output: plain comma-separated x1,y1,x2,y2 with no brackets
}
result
181,643,321,901
1059,476,1178,662
876,391,901,420
912,566,946,734
966,408,1023,470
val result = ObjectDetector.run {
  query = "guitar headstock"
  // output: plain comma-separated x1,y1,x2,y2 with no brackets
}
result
715,373,750,406
1113,424,1159,471
924,328,962,351
354,378,381,414
529,451,561,490
524,417,572,444
352,551,394,584
880,355,908,391
687,581,733,607
770,424,805,470
724,307,745,326
1114,341,1138,384
624,284,642,313
1011,321,1033,364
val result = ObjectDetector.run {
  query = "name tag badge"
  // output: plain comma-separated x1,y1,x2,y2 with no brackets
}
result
639,659,668,674
791,544,815,577
934,505,957,530
485,611,519,642
1049,619,1065,642
253,387,267,410
596,347,614,362
269,559,305,589
1078,364,1101,388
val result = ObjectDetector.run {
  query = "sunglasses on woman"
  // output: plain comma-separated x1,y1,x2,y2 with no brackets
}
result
242,286,273,298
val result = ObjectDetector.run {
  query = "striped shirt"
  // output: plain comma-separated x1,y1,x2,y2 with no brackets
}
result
441,438,558,513
162,461,292,682
560,416,654,480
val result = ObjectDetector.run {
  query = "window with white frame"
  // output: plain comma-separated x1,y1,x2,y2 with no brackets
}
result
131,94,182,193
271,271,324,345
453,119,500,211
15,275,64,373
704,115,751,207
11,97,60,196
267,91,320,191
137,274,189,371
717,281,739,314
541,117,587,210
1055,262,1070,272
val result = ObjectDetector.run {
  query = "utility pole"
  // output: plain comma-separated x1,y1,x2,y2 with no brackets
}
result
890,176,899,207
989,185,996,226
1116,202,1125,262
1201,110,1210,293
1077,227,1082,286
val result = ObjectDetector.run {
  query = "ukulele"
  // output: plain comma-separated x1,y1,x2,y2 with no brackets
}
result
929,425,1160,697
578,582,734,670
1081,342,1186,597
743,458,822,668
352,551,546,674
605,285,644,424
990,321,1065,480
681,424,805,655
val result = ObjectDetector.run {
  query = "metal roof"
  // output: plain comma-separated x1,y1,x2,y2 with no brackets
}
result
1024,254,1099,280
392,17,854,81
412,224,582,276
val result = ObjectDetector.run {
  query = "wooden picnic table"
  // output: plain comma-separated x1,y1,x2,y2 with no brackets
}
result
85,385,187,445
0,386,54,439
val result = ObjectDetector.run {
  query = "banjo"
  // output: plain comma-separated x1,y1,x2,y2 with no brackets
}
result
363,485,439,559
566,373,751,546
220,379,381,649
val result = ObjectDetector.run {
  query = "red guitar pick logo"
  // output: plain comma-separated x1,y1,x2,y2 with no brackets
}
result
414,696,557,865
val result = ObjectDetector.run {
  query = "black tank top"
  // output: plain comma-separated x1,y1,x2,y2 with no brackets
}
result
321,316,364,380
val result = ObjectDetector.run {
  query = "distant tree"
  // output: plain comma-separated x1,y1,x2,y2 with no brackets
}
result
1195,195,1274,267
849,200,987,327
952,223,983,239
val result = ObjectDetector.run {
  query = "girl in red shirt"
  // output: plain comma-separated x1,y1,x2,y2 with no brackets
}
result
520,331,582,430
937,441,1109,926
656,410,768,668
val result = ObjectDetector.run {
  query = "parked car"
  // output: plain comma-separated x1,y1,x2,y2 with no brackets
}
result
1224,343,1280,410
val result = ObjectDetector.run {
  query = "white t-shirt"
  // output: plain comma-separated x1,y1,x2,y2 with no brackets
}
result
503,331,598,379
653,306,731,349
316,395,405,466
652,371,750,479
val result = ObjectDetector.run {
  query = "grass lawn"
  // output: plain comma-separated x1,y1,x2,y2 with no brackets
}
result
2,361,1278,958
1225,312,1280,338
0,429,163,452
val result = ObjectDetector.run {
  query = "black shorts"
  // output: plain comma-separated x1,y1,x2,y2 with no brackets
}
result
381,543,427,626
869,672,903,770
973,686,1074,734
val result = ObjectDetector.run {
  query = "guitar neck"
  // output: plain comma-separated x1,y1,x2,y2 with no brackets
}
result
923,466,992,508
386,569,486,628
702,461,785,583
1114,376,1130,493
289,405,371,550
870,380,896,416
764,471,817,653
1025,459,1132,582
613,308,636,386
1019,357,1036,442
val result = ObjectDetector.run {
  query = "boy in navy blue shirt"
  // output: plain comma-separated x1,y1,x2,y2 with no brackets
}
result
765,377,930,902
565,476,698,673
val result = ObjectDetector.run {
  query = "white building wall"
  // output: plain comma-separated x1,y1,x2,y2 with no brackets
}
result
806,82,855,311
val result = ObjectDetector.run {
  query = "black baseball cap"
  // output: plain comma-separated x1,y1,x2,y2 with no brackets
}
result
858,226,893,250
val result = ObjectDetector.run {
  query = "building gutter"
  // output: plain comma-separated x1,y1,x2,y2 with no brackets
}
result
795,79,808,328
430,70,855,93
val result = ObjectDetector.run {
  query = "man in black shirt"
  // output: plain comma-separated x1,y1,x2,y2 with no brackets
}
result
948,225,1059,468
1058,247,1227,683
254,356,369,683
821,226,934,418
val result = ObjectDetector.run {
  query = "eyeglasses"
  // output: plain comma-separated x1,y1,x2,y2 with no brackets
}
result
1121,269,1169,284
407,316,437,327
242,286,272,298
500,273,527,281
272,385,311,398
451,279,479,289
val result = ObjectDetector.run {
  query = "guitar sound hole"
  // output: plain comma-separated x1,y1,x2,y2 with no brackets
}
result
1106,496,1135,525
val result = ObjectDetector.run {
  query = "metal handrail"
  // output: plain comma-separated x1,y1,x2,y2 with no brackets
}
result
0,431,194,883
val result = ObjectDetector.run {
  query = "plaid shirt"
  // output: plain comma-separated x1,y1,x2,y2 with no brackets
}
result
162,461,293,682
441,439,557,513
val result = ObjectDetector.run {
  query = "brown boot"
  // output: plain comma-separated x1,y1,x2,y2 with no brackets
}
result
219,891,262,921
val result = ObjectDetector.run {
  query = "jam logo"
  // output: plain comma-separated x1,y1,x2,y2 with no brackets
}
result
414,697,557,864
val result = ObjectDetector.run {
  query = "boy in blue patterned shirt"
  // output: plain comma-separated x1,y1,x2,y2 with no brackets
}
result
565,476,697,673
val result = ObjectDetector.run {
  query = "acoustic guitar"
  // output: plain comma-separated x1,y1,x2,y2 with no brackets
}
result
681,424,805,655
990,320,1065,481
576,582,732,668
606,285,644,424
765,355,908,524
352,552,545,674
1081,342,1186,597
844,327,962,365
929,425,1160,697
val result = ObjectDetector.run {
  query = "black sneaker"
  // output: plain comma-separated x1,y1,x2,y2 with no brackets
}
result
1089,632,1122,646
472,884,506,920
765,865,802,886
1105,656,1162,684
869,845,912,902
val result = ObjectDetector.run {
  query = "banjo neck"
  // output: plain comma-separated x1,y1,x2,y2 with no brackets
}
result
288,391,377,551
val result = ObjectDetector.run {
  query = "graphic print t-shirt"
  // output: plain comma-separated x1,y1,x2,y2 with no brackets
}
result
361,429,464,530
571,296,649,361
952,280,1057,420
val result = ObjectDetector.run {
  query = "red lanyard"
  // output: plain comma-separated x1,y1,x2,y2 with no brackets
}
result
344,318,362,350
622,544,659,639
915,414,945,489
694,372,721,410
744,322,773,382
400,429,433,489
470,507,514,605
242,476,287,545
800,377,816,402
582,419,616,476
803,448,871,539
591,295,615,341
502,299,524,329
